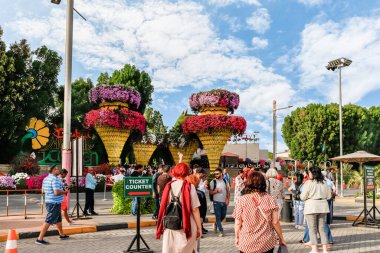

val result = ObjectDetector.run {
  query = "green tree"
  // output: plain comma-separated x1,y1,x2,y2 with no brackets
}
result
144,107,167,134
97,64,154,113
54,77,94,130
0,27,62,162
282,103,376,163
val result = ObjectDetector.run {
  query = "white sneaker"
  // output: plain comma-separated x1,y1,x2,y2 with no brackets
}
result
298,225,305,230
295,225,299,229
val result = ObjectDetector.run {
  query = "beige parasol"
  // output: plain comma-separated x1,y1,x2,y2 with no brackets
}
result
331,150,380,227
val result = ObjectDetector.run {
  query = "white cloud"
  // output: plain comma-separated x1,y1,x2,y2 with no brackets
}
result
246,8,271,34
295,15,380,103
208,0,261,7
297,0,328,6
251,36,268,49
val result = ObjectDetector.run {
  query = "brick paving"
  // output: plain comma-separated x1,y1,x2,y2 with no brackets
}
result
1,220,380,253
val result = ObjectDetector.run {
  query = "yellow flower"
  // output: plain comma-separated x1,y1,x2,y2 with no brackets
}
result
25,117,50,149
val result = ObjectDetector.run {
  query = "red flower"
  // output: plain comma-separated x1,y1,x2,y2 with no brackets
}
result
84,109,146,134
182,115,246,135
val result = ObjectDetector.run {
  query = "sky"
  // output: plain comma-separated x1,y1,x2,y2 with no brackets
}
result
1,0,380,154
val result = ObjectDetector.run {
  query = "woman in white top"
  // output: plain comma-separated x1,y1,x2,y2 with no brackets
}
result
300,166,331,253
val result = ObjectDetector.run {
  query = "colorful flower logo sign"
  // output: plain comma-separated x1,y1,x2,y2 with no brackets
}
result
25,117,50,149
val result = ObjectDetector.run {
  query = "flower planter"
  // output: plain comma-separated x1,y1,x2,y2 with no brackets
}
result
99,101,129,110
133,143,157,165
169,140,199,164
197,129,233,170
95,126,131,165
199,106,228,115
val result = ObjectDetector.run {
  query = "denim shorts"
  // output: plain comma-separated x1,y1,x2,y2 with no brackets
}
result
45,203,62,225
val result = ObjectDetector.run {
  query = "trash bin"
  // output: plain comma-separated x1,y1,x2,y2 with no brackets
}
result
281,193,293,222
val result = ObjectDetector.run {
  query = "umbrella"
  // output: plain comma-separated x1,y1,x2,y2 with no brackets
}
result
331,150,380,227
331,150,380,163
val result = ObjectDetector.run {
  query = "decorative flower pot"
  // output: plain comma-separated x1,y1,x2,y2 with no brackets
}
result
95,126,131,165
99,101,129,110
197,129,233,170
199,106,228,115
133,143,157,165
169,140,199,165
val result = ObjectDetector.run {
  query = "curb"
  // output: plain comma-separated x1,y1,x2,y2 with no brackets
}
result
0,215,351,242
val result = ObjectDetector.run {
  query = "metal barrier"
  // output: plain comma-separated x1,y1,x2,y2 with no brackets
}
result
0,189,44,219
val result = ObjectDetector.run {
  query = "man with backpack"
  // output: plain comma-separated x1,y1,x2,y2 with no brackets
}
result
209,168,230,237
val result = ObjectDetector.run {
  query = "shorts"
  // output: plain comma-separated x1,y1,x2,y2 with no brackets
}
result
61,195,68,211
45,203,62,225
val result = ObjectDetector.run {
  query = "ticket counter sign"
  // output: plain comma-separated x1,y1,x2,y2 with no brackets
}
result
124,177,153,198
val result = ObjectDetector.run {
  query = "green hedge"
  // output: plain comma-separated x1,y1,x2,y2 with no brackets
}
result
111,181,155,214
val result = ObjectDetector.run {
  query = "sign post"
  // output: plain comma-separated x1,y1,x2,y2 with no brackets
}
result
124,177,153,253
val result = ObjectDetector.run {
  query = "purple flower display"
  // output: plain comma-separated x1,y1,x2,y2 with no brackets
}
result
0,176,16,189
189,89,240,113
89,85,141,109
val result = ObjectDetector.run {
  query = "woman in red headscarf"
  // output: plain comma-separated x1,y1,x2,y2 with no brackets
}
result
156,162,202,253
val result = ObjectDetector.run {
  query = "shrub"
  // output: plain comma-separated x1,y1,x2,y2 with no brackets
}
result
0,176,16,189
10,153,40,175
111,181,154,214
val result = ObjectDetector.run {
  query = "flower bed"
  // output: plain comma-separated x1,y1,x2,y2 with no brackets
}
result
26,173,48,189
182,115,246,135
189,89,240,113
89,85,141,109
0,176,16,190
84,108,146,133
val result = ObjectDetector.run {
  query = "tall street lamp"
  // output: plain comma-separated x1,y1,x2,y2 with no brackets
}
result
273,100,293,169
326,57,352,197
240,132,259,160
52,0,74,204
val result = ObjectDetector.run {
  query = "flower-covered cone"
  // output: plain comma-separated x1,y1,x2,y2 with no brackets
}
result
133,143,157,165
95,126,130,165
197,129,233,169
169,140,199,165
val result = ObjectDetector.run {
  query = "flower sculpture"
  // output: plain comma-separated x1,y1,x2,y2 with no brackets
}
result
189,89,240,114
89,85,141,110
184,89,246,169
24,117,50,150
84,85,146,165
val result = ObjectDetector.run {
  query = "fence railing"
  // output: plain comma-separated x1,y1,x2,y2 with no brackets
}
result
0,189,44,219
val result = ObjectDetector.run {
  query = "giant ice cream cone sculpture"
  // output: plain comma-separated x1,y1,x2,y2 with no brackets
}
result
169,139,199,165
133,143,157,165
183,89,246,169
84,85,146,165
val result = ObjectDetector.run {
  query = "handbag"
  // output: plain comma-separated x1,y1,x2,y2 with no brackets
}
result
277,245,288,253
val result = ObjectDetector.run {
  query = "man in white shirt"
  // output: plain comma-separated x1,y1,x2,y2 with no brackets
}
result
111,168,126,183
209,168,230,237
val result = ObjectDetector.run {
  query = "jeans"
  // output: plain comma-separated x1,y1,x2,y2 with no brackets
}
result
153,197,160,217
303,218,333,243
293,200,304,226
132,197,137,215
326,199,333,224
213,201,227,232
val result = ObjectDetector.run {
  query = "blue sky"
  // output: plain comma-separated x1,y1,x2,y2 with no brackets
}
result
1,0,380,153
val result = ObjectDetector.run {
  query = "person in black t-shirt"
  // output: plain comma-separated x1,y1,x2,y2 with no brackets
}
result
131,164,143,215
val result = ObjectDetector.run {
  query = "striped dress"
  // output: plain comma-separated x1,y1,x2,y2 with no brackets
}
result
233,192,278,253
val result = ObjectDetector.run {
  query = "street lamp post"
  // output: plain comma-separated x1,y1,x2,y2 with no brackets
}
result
272,100,293,169
326,57,352,197
240,132,259,160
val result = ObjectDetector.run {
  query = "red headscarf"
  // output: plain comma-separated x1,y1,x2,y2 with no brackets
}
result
156,179,192,240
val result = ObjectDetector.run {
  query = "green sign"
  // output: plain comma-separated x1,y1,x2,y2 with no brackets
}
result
365,166,375,190
124,177,153,198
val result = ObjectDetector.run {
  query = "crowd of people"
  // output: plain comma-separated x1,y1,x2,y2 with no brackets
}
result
36,155,336,253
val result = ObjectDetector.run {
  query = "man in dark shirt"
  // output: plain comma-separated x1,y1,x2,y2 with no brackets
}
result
152,165,163,220
157,165,172,199
131,164,143,215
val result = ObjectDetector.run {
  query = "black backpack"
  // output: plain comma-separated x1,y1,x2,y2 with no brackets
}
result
209,179,227,202
163,187,182,230
294,184,303,201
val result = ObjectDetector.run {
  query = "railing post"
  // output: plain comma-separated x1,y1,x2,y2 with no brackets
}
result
6,190,9,216
24,190,27,219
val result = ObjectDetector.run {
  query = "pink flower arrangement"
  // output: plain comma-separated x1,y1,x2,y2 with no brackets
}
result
189,89,240,113
89,85,141,109
84,108,146,134
182,115,246,135
26,173,48,189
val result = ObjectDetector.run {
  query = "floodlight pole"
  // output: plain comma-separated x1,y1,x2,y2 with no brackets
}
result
338,66,344,197
62,0,74,206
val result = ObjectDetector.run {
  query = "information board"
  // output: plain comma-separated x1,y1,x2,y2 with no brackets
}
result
124,177,153,198
365,166,375,190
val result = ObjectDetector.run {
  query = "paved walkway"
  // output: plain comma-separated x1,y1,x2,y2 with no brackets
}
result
1,220,380,253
